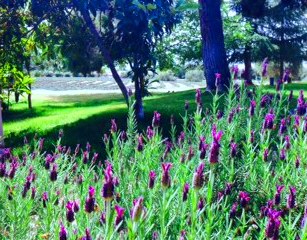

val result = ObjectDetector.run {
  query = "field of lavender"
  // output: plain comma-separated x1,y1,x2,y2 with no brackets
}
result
0,83,307,240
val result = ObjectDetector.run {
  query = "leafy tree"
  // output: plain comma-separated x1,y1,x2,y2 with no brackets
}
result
30,0,181,120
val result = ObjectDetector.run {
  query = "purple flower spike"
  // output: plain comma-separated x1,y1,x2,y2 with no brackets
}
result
279,149,286,161
263,112,275,130
287,186,296,209
59,224,68,240
146,126,154,139
193,162,205,190
85,186,96,213
195,89,202,106
82,228,92,240
209,125,223,164
66,201,75,222
249,100,256,117
239,192,250,208
152,111,161,127
161,163,172,188
115,205,125,226
274,185,284,205
265,209,282,239
263,149,269,162
182,183,190,202
42,192,48,208
50,164,58,182
230,202,238,219
284,135,291,150
215,73,222,87
279,118,287,135
297,90,306,116
137,135,144,152
148,171,156,189
224,183,233,195
102,163,115,202
178,131,185,146
131,197,145,222
230,142,237,158
111,119,117,133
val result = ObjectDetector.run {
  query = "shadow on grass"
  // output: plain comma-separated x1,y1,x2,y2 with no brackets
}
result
6,89,212,155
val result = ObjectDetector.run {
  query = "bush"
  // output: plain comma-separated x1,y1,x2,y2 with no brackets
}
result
1,85,307,239
185,69,204,82
156,70,176,81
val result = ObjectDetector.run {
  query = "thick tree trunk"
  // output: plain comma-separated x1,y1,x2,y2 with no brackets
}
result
243,44,253,85
198,0,230,92
75,1,129,104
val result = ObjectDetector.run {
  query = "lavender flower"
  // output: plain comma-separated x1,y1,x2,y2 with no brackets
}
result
0,163,6,177
297,90,306,116
148,171,156,189
195,89,202,106
50,164,58,181
279,149,286,161
239,191,250,208
111,119,117,133
131,197,145,222
8,160,18,179
82,228,92,240
230,202,238,219
182,183,190,202
120,131,127,142
152,111,161,127
146,126,154,139
249,100,256,117
287,186,296,209
265,209,282,239
66,201,75,222
198,198,205,211
59,224,68,240
193,162,205,190
230,142,237,158
187,146,194,161
263,149,269,162
85,186,96,213
250,130,255,144
224,183,233,195
137,135,144,152
115,205,125,226
274,185,284,205
42,192,48,208
285,135,291,150
279,118,287,135
263,112,275,130
102,163,115,201
215,73,222,87
161,163,172,188
209,125,223,164
178,131,185,146
282,69,290,83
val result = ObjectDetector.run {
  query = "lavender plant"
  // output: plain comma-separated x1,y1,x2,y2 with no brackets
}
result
0,80,307,240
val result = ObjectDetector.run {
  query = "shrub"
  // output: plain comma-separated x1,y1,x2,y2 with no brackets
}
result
185,69,204,82
156,70,176,81
0,84,307,239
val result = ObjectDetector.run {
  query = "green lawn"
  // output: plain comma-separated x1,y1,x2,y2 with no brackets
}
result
3,90,213,154
3,82,305,154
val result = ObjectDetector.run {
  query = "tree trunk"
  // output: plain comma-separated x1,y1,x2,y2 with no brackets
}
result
243,44,253,85
279,6,285,79
75,0,129,104
198,0,230,92
0,101,4,148
28,84,32,109
15,92,20,103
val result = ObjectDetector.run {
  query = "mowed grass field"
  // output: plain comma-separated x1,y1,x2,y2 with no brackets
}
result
3,82,306,154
